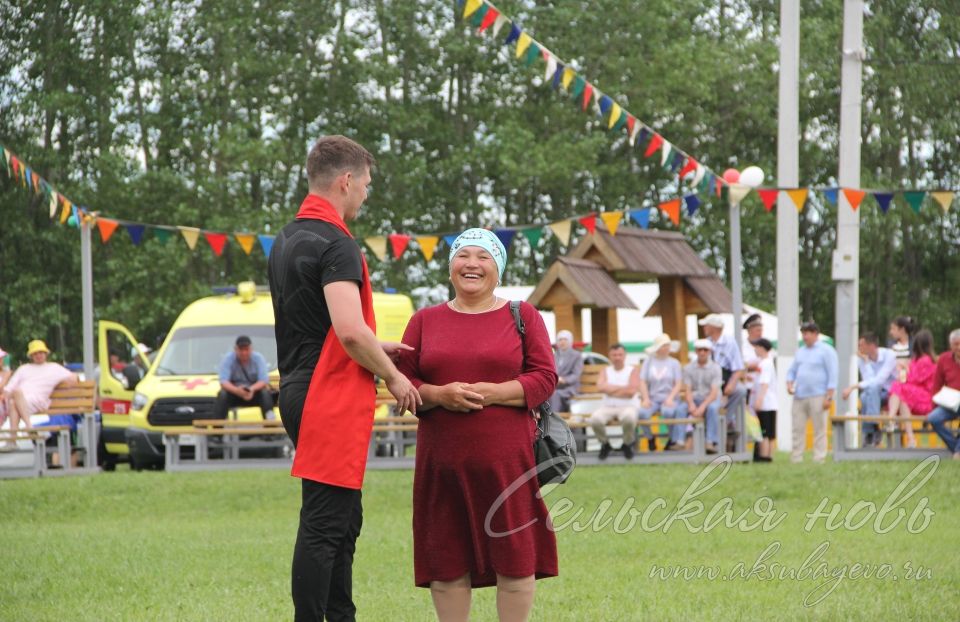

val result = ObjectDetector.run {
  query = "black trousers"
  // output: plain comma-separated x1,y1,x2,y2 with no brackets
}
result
281,379,364,622
212,387,273,420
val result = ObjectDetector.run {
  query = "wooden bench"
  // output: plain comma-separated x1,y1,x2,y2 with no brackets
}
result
830,414,956,461
163,419,293,472
0,380,98,478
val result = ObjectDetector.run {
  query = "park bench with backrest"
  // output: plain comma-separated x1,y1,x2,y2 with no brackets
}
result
829,413,957,461
0,379,98,478
163,418,292,471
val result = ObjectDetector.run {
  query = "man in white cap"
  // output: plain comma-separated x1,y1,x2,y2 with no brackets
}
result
638,333,683,451
698,313,746,440
675,339,722,453
547,329,583,414
1,340,77,450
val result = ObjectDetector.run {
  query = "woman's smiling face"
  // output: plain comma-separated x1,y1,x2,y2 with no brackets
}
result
450,245,498,297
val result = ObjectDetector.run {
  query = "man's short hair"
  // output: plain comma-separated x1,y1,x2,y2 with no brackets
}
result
235,335,252,348
860,332,879,346
609,343,625,352
306,135,375,190
800,320,819,333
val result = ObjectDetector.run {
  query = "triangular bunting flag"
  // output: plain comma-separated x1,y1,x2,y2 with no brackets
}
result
463,0,482,18
416,236,439,261
478,6,499,31
728,183,751,205
548,220,572,246
841,188,866,211
691,164,706,188
715,177,723,198
515,32,532,58
258,235,274,257
153,228,174,245
469,4,489,28
669,152,683,172
611,108,627,132
683,194,701,217
561,67,575,90
660,142,673,167
443,234,458,248
644,133,663,158
757,189,779,212
522,41,540,66
204,232,228,257
678,157,698,179
658,200,681,226
599,212,623,235
578,214,597,234
59,200,71,224
629,208,650,229
492,14,509,38
521,227,543,248
97,218,120,243
931,191,954,213
504,23,521,46
364,236,387,261
607,102,621,129
581,83,594,111
494,229,516,251
126,224,146,246
179,226,201,250
48,192,57,218
903,191,926,214
235,233,256,255
786,189,809,212
571,75,586,99
873,192,894,213
388,233,411,259
551,61,564,88
544,54,557,81
822,188,838,206
598,95,613,116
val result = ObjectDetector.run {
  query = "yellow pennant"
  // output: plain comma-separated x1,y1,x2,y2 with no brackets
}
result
561,67,575,90
234,233,256,255
32,172,40,193
364,236,388,262
931,191,954,213
548,220,572,246
728,183,751,205
178,226,201,250
463,0,483,18
607,102,622,130
416,236,439,262
600,212,623,235
59,199,71,224
786,188,809,212
516,32,532,58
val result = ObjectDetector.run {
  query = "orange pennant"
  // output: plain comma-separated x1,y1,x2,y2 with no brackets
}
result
658,199,681,226
786,189,809,212
842,188,866,211
97,218,120,243
234,233,256,255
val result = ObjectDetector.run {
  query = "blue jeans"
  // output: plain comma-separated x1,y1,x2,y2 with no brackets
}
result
927,406,960,452
637,399,680,440
671,397,720,445
860,385,889,440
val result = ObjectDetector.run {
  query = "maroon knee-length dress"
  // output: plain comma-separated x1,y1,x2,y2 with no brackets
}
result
398,301,559,588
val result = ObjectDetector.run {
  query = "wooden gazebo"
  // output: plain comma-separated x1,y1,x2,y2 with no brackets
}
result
527,226,732,362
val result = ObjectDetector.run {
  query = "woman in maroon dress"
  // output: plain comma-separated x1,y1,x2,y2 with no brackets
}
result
397,228,558,622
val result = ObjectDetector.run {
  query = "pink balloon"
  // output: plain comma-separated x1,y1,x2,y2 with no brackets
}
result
722,168,740,184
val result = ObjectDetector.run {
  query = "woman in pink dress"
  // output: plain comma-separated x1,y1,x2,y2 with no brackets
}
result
397,228,558,622
888,329,936,448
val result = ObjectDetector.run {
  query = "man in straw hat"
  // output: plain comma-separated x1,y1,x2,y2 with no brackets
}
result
1,340,77,451
638,333,683,452
547,329,583,414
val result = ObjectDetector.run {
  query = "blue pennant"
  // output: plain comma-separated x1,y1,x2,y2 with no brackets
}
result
629,209,650,229
684,194,701,216
504,24,521,46
126,224,146,245
823,188,838,206
258,235,274,257
494,229,516,250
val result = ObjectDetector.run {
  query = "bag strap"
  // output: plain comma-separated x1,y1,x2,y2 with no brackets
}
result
509,300,526,368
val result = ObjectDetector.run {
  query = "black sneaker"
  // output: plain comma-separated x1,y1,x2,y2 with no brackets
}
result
663,440,676,451
622,442,635,460
648,437,658,452
598,442,612,460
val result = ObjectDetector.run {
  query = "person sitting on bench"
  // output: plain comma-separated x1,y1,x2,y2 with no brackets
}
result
214,336,277,421
840,332,897,448
1,340,77,451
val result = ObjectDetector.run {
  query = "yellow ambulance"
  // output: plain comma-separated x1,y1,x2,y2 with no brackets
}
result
97,282,414,470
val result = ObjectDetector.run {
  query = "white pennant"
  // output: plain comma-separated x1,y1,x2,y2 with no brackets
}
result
48,193,58,218
660,141,673,167
492,14,509,38
691,164,706,188
728,183,752,205
544,54,557,81
629,122,642,146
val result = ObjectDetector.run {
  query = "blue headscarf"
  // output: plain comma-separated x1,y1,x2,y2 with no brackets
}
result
447,228,507,280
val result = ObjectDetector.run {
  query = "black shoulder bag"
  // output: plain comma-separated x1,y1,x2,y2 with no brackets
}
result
509,301,576,486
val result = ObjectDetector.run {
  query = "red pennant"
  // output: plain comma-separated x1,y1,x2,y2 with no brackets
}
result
678,157,698,179
659,200,681,226
97,218,119,243
644,133,664,158
715,177,723,197
582,83,594,111
626,115,636,136
388,233,411,259
204,232,228,256
478,7,499,32
10,156,18,176
578,214,597,234
757,189,779,212
842,188,866,211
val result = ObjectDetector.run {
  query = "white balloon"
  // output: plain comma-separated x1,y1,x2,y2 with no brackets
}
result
739,165,765,188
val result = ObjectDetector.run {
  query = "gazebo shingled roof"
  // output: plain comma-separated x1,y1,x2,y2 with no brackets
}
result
526,257,637,310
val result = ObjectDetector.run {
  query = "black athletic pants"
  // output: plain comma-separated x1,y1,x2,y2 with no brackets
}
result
281,379,364,622
212,387,273,419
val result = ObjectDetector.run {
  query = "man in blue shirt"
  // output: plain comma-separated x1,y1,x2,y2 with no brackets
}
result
214,335,276,421
841,332,896,447
786,321,838,463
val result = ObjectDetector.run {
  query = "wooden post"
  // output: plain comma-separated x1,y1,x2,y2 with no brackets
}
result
590,307,618,356
553,304,583,344
659,277,689,363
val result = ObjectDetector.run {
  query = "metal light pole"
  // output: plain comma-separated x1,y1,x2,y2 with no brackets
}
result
80,218,95,379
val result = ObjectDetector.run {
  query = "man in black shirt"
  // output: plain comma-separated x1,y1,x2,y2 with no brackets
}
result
268,135,420,621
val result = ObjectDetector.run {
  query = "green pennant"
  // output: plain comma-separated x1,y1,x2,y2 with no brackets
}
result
903,191,926,214
521,227,543,248
153,228,174,244
469,3,489,28
611,110,627,132
571,75,586,100
523,42,540,67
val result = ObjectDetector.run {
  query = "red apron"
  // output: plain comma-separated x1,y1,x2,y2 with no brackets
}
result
290,194,376,489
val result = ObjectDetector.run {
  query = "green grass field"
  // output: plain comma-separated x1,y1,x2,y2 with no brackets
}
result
2,455,958,621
